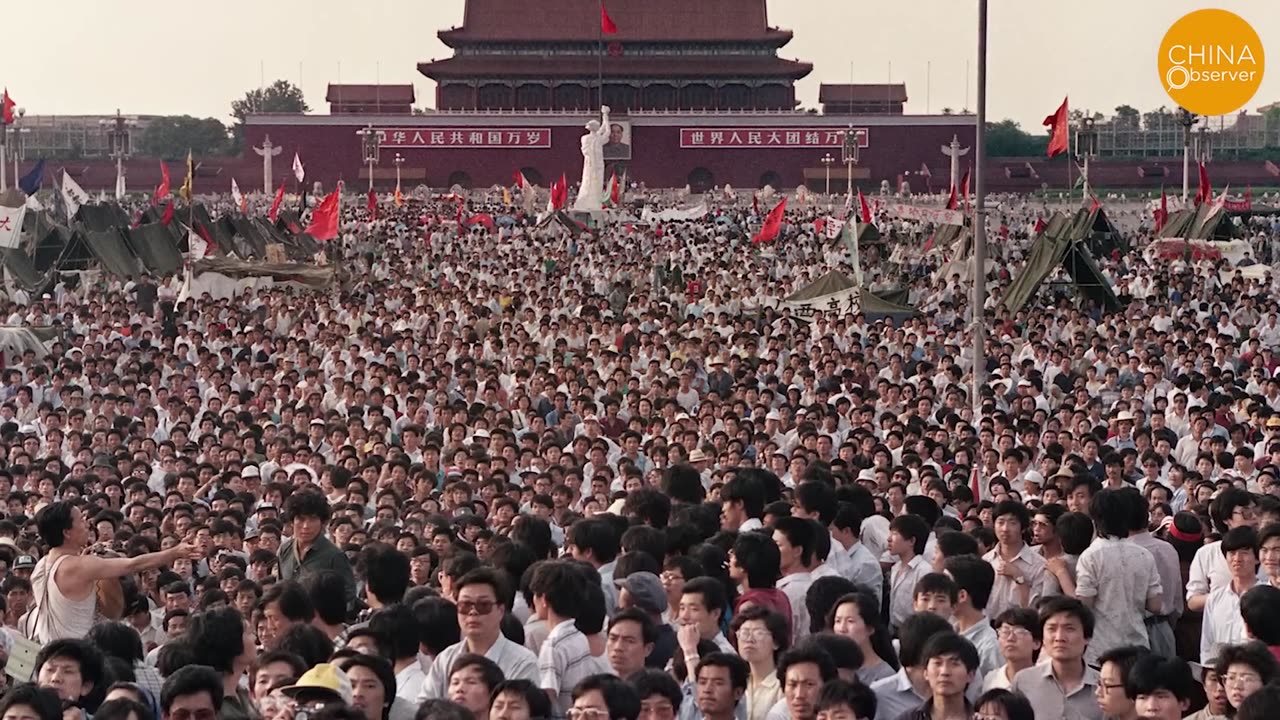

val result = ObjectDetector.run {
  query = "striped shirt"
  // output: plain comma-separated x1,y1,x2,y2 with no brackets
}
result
539,619,603,717
419,634,540,704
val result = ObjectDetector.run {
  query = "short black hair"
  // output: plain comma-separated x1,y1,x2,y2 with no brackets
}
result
187,607,250,674
814,679,877,720
1038,596,1095,639
261,580,315,623
159,665,224,715
729,605,790,657
680,577,726,623
0,683,62,720
1240,585,1280,645
731,531,781,588
489,680,553,720
696,652,749,691
772,517,818,567
448,653,503,694
1097,646,1150,690
412,597,460,656
283,490,331,523
35,501,76,548
1222,526,1260,555
1237,684,1280,720
87,622,145,664
628,669,681,711
795,481,837,525
368,603,421,661
361,543,411,605
992,500,1030,530
944,554,995,611
920,632,980,672
34,639,104,696
301,570,348,626
1125,654,1195,702
571,674,641,720
889,514,930,555
992,607,1041,643
912,572,958,604
935,530,979,560
721,475,765,520
610,608,658,645
566,518,620,565
529,560,588,618
898,612,954,668
776,644,837,686
974,689,1034,720
804,633,864,674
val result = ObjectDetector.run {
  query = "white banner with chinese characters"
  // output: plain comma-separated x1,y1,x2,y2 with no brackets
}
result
884,202,963,226
679,127,869,149
640,202,708,224
768,286,862,320
377,128,552,149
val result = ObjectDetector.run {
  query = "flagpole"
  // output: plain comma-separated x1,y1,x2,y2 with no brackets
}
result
597,3,604,110
972,0,989,407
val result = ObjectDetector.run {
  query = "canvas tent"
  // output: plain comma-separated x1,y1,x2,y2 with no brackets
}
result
1078,205,1128,255
180,257,336,301
125,223,184,276
1001,211,1122,314
776,270,919,322
1158,204,1242,241
0,249,53,293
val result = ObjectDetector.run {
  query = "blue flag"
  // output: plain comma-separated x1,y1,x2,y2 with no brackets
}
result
18,159,45,195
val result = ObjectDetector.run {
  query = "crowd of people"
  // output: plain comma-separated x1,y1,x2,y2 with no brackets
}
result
0,184,1277,720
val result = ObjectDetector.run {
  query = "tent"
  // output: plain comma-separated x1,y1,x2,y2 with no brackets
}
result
0,249,53,293
125,223,184,276
1079,205,1128,255
81,229,141,278
74,204,130,233
1000,211,1122,314
180,257,336,300
777,270,919,322
1158,204,1243,241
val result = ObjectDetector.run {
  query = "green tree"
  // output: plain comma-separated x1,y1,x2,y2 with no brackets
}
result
1113,104,1140,126
985,119,1048,157
138,116,230,159
229,79,309,149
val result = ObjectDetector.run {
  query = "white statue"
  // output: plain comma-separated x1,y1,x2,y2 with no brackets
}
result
573,106,611,212
253,135,283,193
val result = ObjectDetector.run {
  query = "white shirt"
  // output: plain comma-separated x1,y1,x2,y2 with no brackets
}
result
1201,581,1251,665
777,572,814,645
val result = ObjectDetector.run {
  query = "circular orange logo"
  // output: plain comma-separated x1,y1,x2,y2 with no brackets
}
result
1158,8,1264,116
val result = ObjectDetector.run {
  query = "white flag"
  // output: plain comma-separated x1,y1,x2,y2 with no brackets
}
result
115,164,126,200
824,217,844,240
0,204,25,250
292,153,305,183
61,173,90,218
24,195,42,211
231,178,244,211
188,228,208,260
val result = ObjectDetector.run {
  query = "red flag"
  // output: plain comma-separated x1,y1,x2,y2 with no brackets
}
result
465,213,496,230
922,233,936,252
367,189,377,218
154,163,171,206
551,173,569,210
1089,194,1101,212
304,192,340,241
160,202,174,226
857,189,872,224
600,2,618,34
1154,188,1167,231
194,221,214,250
1033,217,1047,234
0,90,14,125
1196,162,1211,205
945,184,958,211
959,169,971,212
1000,224,1010,239
813,217,827,236
268,182,286,222
752,198,787,244
970,464,982,503
610,172,620,206
513,170,529,189
1043,97,1069,158
752,194,759,215
455,198,465,224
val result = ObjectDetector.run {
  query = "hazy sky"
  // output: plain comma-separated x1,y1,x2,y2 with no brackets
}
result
9,0,1277,129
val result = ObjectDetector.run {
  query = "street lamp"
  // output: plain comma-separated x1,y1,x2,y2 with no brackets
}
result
8,108,28,192
821,153,834,197
99,109,135,199
842,125,860,202
1076,116,1098,201
1178,107,1198,201
357,124,380,192
393,153,405,195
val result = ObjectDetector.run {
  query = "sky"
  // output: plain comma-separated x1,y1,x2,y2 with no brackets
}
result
8,0,1278,130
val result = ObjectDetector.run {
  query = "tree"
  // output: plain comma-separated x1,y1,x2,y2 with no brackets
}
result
138,116,230,159
1113,104,1140,127
985,119,1048,157
231,79,309,123
229,79,309,149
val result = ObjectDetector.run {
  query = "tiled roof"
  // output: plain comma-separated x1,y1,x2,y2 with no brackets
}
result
325,85,416,104
420,55,812,80
439,0,792,43
819,84,908,104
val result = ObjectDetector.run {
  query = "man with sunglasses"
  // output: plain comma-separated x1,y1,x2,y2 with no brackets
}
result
419,567,538,703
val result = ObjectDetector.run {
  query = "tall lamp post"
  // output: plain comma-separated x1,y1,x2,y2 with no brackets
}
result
1178,108,1198,202
99,110,135,198
393,153,404,195
357,124,380,192
8,108,28,192
1076,116,1098,201
821,153,834,198
842,125,860,203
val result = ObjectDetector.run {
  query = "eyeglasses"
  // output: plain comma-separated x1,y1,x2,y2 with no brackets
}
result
1223,672,1262,686
567,708,609,720
456,600,497,616
996,627,1032,639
